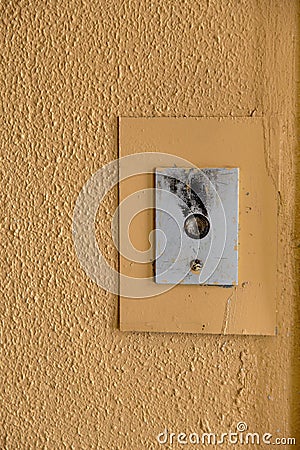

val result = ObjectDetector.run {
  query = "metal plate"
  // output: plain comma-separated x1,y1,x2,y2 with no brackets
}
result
155,167,239,285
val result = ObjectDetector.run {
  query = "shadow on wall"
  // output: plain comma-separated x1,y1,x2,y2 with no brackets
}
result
291,12,300,442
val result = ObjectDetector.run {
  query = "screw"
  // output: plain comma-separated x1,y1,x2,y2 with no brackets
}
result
190,259,203,273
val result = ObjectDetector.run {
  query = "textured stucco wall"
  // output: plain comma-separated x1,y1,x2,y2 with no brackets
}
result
1,1,299,449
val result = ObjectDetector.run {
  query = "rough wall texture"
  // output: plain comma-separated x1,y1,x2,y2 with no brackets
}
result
0,0,299,449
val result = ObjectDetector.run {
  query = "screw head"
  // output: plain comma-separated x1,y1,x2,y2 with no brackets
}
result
190,259,203,273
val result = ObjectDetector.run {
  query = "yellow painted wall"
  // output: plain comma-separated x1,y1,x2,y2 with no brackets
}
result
1,0,299,448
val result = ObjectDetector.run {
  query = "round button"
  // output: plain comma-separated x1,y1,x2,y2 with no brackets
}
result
184,213,210,239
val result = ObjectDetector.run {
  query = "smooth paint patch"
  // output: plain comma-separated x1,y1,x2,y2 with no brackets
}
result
119,117,277,335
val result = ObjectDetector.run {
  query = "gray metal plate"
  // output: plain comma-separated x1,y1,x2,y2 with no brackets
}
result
155,167,239,285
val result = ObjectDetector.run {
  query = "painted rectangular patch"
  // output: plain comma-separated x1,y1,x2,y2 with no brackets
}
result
119,117,277,335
